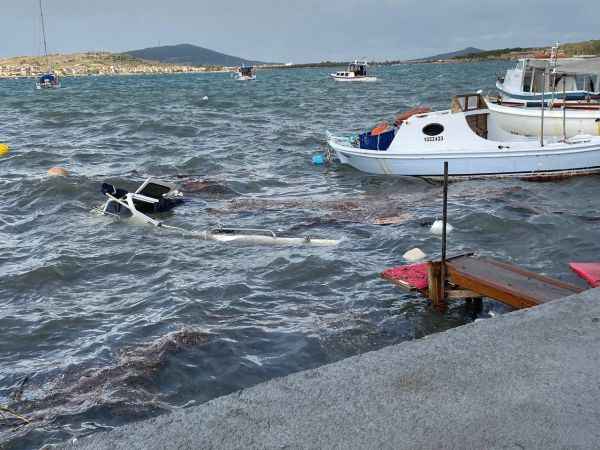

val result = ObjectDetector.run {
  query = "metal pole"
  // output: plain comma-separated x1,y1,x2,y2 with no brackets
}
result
562,77,567,141
440,161,448,304
540,69,546,147
39,0,50,72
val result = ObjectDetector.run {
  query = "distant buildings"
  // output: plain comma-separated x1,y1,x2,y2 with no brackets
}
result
0,53,225,78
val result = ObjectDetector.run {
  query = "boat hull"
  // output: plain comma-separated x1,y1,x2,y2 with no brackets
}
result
329,74,377,82
487,100,600,138
328,138,600,178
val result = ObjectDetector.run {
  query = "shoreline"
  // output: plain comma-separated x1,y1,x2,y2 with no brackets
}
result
0,70,233,80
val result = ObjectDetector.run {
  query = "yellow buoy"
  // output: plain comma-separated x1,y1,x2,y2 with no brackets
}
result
0,143,10,156
47,167,69,177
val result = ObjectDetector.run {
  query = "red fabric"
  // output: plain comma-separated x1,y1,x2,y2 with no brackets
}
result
394,106,432,127
569,263,600,287
371,122,390,136
382,263,429,290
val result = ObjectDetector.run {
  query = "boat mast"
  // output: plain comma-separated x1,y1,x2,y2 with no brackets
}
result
550,42,560,104
39,0,51,72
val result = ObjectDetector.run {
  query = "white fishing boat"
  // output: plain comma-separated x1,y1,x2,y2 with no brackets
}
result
235,65,256,81
330,60,376,82
327,93,600,178
35,0,60,89
496,43,599,103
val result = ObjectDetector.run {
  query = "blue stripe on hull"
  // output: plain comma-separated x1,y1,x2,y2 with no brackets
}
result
497,86,600,102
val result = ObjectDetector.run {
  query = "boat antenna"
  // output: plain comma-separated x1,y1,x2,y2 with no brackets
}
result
39,0,50,72
540,68,546,147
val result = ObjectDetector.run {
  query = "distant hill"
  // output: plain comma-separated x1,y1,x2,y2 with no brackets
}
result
418,47,485,61
124,44,270,67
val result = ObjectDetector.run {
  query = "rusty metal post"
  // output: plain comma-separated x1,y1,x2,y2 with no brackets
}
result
439,161,448,307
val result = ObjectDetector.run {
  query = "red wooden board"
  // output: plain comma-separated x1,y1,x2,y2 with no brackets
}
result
381,263,429,290
570,262,600,288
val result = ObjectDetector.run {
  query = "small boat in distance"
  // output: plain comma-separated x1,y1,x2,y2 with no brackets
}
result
327,93,600,178
36,0,60,89
235,65,256,81
330,60,376,82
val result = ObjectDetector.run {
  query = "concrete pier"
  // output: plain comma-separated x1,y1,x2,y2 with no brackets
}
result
74,289,600,450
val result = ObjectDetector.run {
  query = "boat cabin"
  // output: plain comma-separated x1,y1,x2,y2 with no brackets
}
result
498,58,600,101
37,73,60,88
334,60,369,78
238,66,255,77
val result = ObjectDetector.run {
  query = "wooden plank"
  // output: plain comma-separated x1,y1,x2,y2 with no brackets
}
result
446,256,584,309
445,289,481,300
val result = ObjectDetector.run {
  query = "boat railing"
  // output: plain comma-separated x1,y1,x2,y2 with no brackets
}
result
451,93,487,113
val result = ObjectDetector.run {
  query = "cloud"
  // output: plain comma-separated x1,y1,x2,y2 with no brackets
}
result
2,0,599,62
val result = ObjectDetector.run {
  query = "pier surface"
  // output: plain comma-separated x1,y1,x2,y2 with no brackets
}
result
73,289,600,450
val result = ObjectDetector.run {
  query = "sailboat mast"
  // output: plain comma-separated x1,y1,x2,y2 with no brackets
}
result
39,0,50,72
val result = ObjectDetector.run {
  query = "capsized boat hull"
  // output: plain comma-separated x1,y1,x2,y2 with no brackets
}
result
486,98,600,138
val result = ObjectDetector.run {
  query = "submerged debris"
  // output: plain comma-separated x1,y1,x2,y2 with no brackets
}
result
180,180,238,197
220,197,414,226
0,328,210,437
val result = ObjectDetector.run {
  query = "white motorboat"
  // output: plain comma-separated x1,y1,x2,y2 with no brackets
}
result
35,0,61,90
235,65,256,81
327,93,600,178
496,44,599,103
100,178,338,246
485,96,600,138
330,60,376,82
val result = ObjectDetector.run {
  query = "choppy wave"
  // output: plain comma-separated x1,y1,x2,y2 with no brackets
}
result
1,64,599,449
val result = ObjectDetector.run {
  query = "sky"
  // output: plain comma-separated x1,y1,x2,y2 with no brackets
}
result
2,0,600,62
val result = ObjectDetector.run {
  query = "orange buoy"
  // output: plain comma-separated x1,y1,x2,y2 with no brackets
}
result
48,167,69,177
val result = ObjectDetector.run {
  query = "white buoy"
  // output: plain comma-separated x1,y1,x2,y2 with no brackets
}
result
403,248,426,262
202,96,208,101
430,220,453,236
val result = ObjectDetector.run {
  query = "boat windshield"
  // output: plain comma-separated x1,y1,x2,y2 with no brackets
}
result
349,64,366,76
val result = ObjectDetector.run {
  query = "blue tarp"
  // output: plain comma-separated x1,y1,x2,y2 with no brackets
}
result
359,129,395,151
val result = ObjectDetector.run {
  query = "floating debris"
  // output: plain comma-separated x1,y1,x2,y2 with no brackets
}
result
403,248,426,262
372,213,412,226
430,220,453,235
